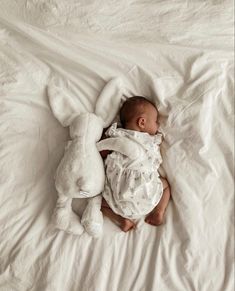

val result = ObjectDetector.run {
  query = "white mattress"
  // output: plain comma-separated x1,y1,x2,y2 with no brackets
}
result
0,1,234,291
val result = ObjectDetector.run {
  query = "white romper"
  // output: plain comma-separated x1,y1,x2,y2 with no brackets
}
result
102,123,163,219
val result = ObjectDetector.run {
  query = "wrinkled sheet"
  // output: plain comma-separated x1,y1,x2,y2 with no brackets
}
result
0,1,234,291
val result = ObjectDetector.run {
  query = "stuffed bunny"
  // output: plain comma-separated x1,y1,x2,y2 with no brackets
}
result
48,77,123,237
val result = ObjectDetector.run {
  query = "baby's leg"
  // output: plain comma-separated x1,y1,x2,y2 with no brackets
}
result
101,199,136,232
145,178,171,226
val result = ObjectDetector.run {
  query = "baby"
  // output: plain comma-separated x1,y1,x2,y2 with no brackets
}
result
100,96,171,232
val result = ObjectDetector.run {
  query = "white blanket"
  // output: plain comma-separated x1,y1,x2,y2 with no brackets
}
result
0,1,234,290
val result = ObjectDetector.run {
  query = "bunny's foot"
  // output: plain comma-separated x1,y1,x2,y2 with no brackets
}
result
81,196,103,238
53,207,84,235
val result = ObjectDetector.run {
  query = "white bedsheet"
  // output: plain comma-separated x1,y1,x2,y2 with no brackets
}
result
0,1,234,291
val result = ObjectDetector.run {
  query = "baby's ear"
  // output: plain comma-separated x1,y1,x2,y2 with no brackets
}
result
137,117,146,129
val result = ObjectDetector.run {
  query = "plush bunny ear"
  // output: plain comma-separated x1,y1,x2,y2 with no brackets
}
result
95,77,123,127
47,76,93,127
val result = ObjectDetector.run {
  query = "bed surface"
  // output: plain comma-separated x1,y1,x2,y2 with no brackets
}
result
0,1,234,291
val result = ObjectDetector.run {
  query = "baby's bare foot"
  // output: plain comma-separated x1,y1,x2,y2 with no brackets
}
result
120,218,136,232
145,209,165,226
101,206,136,232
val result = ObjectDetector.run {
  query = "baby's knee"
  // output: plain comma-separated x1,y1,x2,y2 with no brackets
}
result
160,177,169,190
101,198,110,208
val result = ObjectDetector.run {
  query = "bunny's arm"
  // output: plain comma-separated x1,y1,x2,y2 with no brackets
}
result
96,137,144,160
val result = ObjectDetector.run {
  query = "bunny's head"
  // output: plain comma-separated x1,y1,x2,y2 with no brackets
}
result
69,113,104,141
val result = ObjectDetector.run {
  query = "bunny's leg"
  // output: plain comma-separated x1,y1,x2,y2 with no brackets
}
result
52,193,84,235
81,195,103,237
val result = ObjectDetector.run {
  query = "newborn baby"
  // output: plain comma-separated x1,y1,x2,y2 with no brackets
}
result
101,96,171,232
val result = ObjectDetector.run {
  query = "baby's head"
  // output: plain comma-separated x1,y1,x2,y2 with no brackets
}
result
119,96,159,135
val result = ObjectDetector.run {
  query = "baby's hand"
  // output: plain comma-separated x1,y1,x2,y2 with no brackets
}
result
100,150,110,159
99,128,111,159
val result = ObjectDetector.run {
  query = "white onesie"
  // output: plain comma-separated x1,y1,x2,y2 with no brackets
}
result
102,123,163,219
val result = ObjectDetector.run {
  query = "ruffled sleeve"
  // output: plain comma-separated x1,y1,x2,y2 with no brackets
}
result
154,133,163,145
105,123,118,137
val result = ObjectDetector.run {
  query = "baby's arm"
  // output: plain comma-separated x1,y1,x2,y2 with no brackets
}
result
99,128,111,159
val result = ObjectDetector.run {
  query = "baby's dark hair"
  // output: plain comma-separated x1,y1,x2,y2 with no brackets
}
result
119,96,156,127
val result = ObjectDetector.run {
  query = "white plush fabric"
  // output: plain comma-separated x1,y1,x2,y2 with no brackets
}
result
48,78,123,236
54,113,104,199
51,112,104,236
0,1,234,291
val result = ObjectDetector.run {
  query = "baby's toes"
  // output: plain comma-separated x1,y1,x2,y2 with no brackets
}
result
121,220,135,232
145,211,164,226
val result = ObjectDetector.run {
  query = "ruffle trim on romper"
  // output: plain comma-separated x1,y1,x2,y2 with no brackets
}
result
106,123,162,146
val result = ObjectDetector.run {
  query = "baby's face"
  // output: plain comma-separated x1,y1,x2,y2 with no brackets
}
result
144,104,159,135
